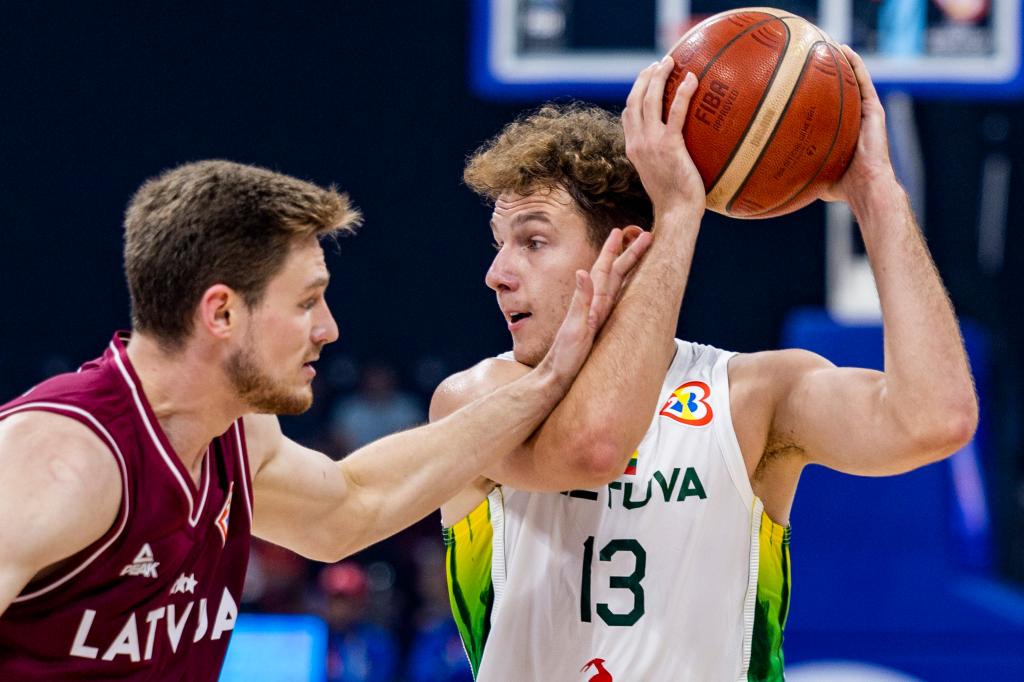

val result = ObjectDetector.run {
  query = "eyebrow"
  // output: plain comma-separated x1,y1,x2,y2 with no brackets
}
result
510,211,553,228
490,211,555,235
302,275,330,292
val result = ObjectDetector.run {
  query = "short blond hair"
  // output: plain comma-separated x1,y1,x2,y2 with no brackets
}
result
124,160,361,349
464,103,652,245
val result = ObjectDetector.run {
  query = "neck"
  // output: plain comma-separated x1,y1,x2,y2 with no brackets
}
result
125,331,243,477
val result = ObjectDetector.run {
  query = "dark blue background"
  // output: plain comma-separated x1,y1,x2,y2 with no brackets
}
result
0,2,836,394
2,2,1023,660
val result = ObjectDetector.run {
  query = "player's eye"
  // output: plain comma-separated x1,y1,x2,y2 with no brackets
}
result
491,241,502,251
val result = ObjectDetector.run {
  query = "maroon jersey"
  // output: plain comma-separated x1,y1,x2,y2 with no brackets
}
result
0,332,254,680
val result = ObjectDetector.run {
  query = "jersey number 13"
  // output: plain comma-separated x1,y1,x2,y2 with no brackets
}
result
580,536,647,627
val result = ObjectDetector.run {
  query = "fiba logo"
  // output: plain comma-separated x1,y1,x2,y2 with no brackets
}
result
580,658,613,681
659,380,714,426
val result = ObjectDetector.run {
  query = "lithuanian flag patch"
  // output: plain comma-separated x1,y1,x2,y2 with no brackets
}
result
624,451,638,475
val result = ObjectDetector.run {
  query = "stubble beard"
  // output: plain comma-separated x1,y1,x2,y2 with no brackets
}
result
226,343,312,415
514,294,570,368
514,325,557,368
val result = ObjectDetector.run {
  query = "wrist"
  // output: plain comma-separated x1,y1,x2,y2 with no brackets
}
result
653,201,704,232
846,172,905,223
527,358,571,406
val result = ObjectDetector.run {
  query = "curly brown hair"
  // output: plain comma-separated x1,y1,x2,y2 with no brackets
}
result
464,102,652,246
124,160,361,350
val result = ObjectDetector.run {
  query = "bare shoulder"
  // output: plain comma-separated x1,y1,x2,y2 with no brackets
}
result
429,357,530,422
728,349,835,420
0,411,122,570
0,411,121,492
729,348,834,390
727,350,835,469
431,360,520,524
241,413,285,476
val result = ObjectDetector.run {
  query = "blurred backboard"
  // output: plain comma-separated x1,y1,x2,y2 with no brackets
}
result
472,0,1024,99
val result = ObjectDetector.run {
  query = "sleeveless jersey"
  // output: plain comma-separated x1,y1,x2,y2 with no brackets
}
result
445,340,791,681
0,332,254,681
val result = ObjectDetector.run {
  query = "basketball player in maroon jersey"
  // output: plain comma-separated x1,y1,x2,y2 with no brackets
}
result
0,160,650,679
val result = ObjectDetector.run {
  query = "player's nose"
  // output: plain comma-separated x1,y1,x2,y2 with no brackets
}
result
485,251,519,293
313,304,339,345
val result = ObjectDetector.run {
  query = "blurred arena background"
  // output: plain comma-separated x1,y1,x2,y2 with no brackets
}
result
2,1,1023,680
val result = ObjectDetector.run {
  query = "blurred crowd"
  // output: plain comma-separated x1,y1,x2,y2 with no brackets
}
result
246,358,472,682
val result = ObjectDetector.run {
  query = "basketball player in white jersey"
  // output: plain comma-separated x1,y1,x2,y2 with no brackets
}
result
433,48,976,681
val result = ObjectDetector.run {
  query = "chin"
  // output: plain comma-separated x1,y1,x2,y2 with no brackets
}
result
284,385,315,414
276,397,313,416
245,384,313,416
512,343,545,368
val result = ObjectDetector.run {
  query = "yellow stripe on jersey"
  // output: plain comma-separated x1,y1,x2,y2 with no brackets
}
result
443,499,494,677
749,510,792,681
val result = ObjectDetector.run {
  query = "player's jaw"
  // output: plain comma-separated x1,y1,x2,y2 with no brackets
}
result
501,291,571,368
226,335,321,415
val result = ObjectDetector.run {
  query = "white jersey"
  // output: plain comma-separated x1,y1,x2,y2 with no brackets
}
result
444,340,790,681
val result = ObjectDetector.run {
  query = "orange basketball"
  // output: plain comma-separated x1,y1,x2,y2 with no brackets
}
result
663,7,861,219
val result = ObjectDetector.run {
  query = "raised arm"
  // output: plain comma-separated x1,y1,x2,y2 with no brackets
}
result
249,229,650,562
740,47,976,504
0,413,121,616
435,59,706,496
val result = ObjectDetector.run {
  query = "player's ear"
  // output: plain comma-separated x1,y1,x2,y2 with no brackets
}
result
621,225,646,248
197,284,239,340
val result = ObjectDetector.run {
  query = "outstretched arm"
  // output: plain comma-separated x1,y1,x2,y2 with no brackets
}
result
749,47,976,488
435,59,708,496
249,230,650,562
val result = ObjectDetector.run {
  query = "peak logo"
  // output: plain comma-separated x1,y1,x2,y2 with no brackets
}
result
659,380,713,426
120,543,159,578
581,658,613,681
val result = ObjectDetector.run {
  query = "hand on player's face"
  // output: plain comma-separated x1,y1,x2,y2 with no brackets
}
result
820,46,899,203
622,56,706,216
537,227,651,388
488,190,605,367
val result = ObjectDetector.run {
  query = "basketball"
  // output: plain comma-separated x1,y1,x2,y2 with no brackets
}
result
663,7,861,219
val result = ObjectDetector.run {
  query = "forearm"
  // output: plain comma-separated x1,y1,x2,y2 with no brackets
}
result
536,205,702,459
524,61,707,467
338,368,563,552
854,179,977,442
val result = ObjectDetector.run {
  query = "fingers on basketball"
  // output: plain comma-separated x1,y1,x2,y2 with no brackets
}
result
644,58,674,123
666,72,697,133
625,62,659,126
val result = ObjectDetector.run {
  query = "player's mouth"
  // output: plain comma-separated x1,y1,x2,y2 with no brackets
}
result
302,356,319,379
507,311,532,331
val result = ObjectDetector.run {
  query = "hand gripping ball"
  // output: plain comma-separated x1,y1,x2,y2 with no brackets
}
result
663,7,861,218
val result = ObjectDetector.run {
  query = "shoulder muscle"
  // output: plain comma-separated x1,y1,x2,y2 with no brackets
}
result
729,349,835,465
430,358,530,422
431,359,523,523
0,412,122,608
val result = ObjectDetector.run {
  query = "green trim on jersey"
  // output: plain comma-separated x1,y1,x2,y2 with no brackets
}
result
444,499,494,677
749,510,792,682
